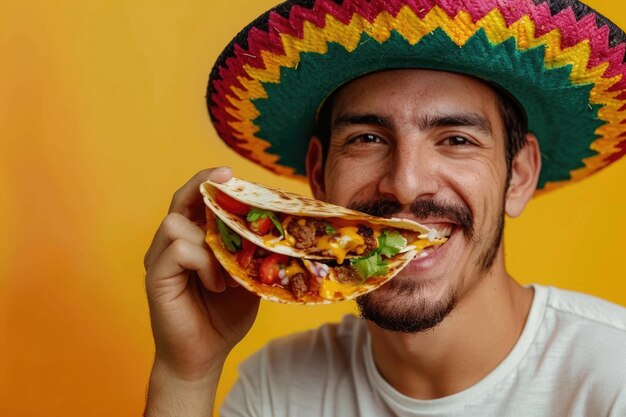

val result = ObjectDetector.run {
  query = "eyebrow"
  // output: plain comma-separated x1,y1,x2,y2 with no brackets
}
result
331,111,493,136
419,113,493,135
332,113,393,134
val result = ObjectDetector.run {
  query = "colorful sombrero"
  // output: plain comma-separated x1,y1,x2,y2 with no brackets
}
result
207,0,626,193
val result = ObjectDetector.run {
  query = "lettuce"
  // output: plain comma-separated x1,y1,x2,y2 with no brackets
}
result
378,230,407,258
217,218,241,252
351,252,388,281
246,207,284,237
350,230,408,280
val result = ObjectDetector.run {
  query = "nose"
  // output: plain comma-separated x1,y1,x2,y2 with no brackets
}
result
378,139,440,205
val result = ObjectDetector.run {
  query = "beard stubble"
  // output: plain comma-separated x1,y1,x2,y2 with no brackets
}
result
353,198,505,334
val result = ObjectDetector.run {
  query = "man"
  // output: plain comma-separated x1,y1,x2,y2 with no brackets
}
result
143,1,626,416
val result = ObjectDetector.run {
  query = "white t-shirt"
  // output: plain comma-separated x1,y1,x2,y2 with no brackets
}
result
221,285,626,416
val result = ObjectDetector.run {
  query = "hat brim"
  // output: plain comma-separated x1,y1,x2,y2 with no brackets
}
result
208,1,626,193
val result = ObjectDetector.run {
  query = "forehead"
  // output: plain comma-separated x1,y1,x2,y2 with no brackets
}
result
330,69,503,128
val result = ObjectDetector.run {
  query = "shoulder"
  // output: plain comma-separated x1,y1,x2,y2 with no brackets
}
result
543,285,626,331
533,286,626,404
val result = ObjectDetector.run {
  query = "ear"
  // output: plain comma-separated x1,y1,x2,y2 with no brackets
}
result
505,133,541,218
305,136,326,200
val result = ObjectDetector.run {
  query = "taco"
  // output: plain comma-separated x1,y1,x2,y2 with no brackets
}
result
200,177,448,264
205,211,422,304
201,177,449,303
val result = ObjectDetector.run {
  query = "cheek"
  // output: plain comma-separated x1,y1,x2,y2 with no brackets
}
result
324,156,384,206
448,161,495,193
439,158,504,216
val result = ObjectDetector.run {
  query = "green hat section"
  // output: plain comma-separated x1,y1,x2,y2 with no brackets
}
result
252,28,604,189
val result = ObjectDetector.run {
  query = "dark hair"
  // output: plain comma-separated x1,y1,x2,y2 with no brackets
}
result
495,87,528,185
313,80,528,184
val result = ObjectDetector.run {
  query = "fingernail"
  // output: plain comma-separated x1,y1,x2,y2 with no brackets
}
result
214,166,232,175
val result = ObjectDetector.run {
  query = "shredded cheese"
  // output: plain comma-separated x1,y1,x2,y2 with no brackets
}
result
316,227,365,263
284,262,306,278
319,277,359,300
411,237,447,251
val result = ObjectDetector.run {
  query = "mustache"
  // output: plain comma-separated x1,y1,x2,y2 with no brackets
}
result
349,198,474,239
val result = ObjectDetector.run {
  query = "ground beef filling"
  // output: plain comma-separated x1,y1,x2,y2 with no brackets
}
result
289,273,309,298
246,250,368,298
398,230,422,244
287,217,380,256
249,219,400,298
286,217,325,249
335,266,361,285
357,225,378,254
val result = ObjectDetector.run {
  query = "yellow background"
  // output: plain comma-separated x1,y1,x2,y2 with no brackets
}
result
1,1,625,415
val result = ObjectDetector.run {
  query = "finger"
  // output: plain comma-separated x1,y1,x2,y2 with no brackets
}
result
147,238,226,295
144,213,206,270
168,166,233,220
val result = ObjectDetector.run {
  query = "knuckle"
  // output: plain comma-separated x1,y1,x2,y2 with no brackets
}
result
170,238,192,258
171,187,184,206
161,212,185,236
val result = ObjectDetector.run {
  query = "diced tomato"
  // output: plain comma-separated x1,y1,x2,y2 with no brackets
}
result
258,254,289,285
237,239,257,269
248,216,273,235
215,191,250,216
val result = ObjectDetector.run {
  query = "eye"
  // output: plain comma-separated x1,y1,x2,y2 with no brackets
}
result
442,135,473,146
346,133,386,145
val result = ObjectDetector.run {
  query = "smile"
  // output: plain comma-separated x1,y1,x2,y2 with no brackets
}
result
403,223,459,273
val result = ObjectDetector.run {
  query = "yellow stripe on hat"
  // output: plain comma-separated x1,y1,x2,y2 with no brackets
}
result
221,5,625,186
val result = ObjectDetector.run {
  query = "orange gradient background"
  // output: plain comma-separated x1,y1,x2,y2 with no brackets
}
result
1,1,625,415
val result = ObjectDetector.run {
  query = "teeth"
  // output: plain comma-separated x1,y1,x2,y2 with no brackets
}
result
439,225,452,237
420,225,453,241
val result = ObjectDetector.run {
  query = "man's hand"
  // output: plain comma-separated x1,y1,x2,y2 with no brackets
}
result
143,167,260,416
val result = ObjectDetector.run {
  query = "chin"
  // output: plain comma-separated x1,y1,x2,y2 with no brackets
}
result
356,273,461,334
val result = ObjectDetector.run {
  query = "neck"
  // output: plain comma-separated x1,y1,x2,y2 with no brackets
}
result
367,255,533,400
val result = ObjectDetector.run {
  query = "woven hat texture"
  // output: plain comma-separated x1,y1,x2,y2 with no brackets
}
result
207,0,626,193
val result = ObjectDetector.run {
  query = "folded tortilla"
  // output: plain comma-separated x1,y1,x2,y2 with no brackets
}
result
200,177,448,304
204,211,419,304
200,177,445,263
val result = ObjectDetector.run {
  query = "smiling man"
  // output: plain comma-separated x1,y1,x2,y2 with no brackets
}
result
143,1,626,416
315,70,530,339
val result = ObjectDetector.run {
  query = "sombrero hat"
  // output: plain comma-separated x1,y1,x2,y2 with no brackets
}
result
206,0,626,193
